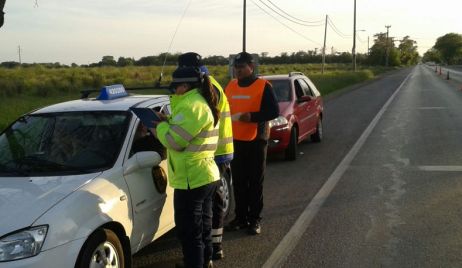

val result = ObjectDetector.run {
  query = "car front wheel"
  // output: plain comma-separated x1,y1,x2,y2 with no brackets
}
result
222,165,234,219
311,119,323,143
76,229,124,268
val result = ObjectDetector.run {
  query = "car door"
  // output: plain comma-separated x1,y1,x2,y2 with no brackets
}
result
303,77,322,128
298,79,319,136
123,120,174,251
293,78,312,140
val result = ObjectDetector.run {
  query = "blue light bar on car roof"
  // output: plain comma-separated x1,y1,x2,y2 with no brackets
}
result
97,84,129,100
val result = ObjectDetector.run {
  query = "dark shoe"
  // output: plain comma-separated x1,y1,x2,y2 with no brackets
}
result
225,218,249,231
248,221,261,235
212,249,224,260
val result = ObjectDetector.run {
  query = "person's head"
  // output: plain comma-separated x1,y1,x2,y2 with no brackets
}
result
170,66,220,126
135,123,148,139
233,52,255,80
178,52,209,75
170,66,202,95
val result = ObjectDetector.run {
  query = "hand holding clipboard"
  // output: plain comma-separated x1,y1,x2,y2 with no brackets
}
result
130,107,166,128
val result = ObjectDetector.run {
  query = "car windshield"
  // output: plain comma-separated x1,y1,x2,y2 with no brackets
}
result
0,111,130,176
268,80,291,102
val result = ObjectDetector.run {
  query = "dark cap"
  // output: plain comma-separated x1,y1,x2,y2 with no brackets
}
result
234,52,254,65
178,52,203,67
170,66,201,89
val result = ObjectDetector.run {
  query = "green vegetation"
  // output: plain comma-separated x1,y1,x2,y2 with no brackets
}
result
0,64,393,131
422,33,462,64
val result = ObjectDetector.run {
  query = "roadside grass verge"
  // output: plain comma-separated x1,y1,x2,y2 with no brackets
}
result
0,64,394,131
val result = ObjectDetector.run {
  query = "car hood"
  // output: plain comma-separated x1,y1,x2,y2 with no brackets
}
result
0,173,101,236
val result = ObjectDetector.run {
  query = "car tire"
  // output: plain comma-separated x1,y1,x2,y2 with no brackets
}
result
75,229,125,268
311,118,323,143
222,165,235,220
284,127,298,161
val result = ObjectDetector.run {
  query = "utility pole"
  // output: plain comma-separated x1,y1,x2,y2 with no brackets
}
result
385,25,391,67
0,0,5,28
367,36,370,55
243,0,246,52
352,0,357,71
18,45,22,64
322,15,328,74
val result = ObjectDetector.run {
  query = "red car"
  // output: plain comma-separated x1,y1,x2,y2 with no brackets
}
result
263,72,323,160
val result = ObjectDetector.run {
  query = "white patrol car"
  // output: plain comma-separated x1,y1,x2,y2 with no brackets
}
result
0,85,233,268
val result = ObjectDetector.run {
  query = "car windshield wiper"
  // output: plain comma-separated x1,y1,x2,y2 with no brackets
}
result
0,163,29,176
14,155,92,173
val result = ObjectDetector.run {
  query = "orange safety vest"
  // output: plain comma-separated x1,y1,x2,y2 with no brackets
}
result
225,78,266,141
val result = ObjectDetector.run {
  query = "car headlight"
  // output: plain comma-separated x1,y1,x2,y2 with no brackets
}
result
269,116,288,128
0,225,48,262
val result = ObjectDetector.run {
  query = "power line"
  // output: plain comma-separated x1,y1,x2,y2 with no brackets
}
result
327,17,351,38
266,0,324,25
250,0,322,46
257,0,324,27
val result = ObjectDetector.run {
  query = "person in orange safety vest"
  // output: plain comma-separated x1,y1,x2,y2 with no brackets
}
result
224,52,279,235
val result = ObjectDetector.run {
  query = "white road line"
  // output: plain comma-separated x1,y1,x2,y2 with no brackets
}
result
417,107,447,110
263,70,414,268
418,166,462,172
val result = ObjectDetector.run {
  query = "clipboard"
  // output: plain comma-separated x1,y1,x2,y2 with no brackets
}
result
130,107,161,128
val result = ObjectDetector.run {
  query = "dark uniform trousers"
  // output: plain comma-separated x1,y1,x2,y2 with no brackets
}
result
174,181,219,268
231,139,268,224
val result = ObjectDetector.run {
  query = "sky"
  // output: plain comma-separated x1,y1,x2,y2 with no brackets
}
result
0,0,460,65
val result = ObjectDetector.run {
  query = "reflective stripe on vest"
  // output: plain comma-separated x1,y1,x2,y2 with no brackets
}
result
225,78,266,141
185,143,217,152
217,136,233,146
211,76,234,156
166,125,219,152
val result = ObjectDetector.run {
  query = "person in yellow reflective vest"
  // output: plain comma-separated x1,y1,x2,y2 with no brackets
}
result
151,66,220,268
178,52,233,261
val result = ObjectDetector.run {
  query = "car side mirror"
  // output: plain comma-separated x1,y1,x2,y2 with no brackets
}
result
297,95,313,103
123,151,162,175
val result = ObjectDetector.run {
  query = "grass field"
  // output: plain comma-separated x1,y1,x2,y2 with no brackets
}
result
0,64,394,131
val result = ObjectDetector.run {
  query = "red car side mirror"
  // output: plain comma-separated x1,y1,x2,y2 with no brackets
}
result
297,95,314,103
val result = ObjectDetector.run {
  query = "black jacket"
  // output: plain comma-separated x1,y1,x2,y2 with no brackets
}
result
237,76,280,140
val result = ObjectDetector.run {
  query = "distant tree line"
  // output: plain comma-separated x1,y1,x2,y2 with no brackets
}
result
4,32,461,69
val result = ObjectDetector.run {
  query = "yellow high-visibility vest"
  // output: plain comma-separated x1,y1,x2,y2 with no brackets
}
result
157,89,220,190
210,76,234,159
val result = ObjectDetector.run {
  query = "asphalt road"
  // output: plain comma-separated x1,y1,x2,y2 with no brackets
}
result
133,64,462,267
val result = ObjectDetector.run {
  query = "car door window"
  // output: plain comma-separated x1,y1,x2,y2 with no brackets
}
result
304,78,321,97
294,80,305,100
297,79,312,97
129,121,166,159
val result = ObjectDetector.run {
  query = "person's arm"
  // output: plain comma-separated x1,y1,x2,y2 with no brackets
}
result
156,100,208,151
249,82,280,122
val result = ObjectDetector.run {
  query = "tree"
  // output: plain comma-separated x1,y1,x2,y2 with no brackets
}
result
100,56,117,66
422,48,441,63
434,33,462,64
398,36,419,65
368,33,388,65
368,32,401,66
117,57,134,67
